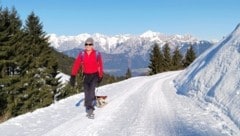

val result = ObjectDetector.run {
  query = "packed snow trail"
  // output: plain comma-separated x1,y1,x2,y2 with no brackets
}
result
0,71,239,136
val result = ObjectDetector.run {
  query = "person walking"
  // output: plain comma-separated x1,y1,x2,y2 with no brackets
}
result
70,37,103,119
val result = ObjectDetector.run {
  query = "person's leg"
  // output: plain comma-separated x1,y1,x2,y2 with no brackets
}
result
83,74,91,110
88,73,98,110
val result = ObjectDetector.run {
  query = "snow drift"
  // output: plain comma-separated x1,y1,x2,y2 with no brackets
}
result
174,24,240,128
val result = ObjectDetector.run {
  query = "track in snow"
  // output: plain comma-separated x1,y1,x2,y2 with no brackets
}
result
44,71,235,136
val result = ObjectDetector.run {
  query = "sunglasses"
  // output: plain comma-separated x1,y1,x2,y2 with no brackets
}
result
85,43,93,46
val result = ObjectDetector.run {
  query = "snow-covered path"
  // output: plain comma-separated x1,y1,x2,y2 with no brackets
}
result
0,71,239,136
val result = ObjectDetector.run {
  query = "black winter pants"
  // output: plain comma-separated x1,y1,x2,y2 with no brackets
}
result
83,72,98,110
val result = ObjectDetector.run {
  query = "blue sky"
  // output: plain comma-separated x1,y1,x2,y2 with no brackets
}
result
1,0,240,40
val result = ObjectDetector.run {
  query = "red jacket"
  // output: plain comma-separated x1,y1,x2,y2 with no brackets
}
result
71,49,103,77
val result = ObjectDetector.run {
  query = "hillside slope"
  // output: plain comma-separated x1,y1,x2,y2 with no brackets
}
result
0,71,238,136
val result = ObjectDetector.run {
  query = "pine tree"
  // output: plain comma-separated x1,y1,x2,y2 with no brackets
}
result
148,43,164,75
162,43,172,71
183,45,196,67
15,12,60,113
125,67,132,79
172,46,183,70
0,9,66,121
0,7,23,118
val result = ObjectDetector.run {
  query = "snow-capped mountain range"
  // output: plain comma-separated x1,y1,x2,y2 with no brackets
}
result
48,31,215,76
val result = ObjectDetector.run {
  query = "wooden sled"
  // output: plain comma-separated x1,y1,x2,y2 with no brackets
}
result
96,96,107,99
96,95,108,108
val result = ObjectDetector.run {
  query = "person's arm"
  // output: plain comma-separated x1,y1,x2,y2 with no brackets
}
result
70,54,82,86
97,53,103,83
71,53,82,76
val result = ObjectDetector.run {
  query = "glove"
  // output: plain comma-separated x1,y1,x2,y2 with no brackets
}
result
98,76,103,84
70,75,76,87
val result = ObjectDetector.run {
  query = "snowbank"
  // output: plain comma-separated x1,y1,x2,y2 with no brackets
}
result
174,24,240,128
56,72,70,85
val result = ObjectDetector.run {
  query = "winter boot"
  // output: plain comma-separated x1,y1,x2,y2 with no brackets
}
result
86,108,94,119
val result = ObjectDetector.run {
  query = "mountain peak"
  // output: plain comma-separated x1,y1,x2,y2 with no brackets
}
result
140,30,161,38
231,23,240,36
234,23,240,30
